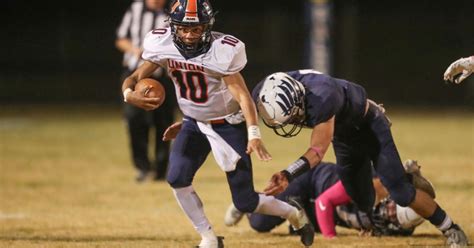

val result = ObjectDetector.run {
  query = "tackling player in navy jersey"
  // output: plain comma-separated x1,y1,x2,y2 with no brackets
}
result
251,70,468,247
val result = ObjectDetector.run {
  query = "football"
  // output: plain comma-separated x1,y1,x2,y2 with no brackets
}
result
135,78,165,105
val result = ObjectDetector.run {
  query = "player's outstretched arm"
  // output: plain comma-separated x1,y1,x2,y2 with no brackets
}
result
443,56,474,84
264,117,334,196
224,72,272,161
122,61,161,111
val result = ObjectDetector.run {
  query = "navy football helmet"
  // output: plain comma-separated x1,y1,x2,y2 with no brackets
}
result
168,0,215,58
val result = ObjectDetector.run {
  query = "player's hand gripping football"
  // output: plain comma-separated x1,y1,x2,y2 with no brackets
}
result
162,122,182,141
127,86,161,111
263,171,289,195
246,139,272,161
443,56,474,84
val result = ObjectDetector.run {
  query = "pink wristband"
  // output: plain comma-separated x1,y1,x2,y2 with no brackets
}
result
309,146,323,159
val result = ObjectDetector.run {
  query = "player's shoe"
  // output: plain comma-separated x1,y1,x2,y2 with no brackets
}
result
288,225,298,236
224,203,244,226
288,197,315,247
195,236,224,248
135,170,149,183
444,224,469,247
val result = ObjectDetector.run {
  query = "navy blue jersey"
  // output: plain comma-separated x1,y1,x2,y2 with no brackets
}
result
309,162,340,198
286,70,367,135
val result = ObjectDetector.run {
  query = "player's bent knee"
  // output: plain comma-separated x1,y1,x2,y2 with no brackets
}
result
388,182,416,207
249,215,273,232
166,176,191,189
233,193,259,213
234,200,258,213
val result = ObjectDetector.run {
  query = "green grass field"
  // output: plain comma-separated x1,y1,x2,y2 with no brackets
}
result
0,105,472,247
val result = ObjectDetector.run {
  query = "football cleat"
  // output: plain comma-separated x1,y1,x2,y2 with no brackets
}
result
288,198,315,247
195,236,224,248
135,170,149,183
444,224,469,248
224,203,244,226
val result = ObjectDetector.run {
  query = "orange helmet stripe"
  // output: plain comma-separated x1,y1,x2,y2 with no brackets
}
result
171,1,181,13
185,0,198,17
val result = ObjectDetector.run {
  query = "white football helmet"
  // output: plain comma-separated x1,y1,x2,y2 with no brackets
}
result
396,205,424,229
372,197,424,235
254,72,306,137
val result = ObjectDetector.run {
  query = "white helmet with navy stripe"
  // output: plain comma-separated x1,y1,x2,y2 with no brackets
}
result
253,72,306,137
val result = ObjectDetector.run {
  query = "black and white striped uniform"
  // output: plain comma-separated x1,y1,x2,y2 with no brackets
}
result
116,0,175,181
116,0,169,71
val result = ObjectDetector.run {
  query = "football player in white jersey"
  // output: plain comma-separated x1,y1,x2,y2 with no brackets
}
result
121,0,314,247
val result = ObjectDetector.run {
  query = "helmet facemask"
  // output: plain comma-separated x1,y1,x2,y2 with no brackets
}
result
260,104,305,138
371,197,424,236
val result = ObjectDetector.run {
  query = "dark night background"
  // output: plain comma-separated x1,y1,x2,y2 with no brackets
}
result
1,0,473,107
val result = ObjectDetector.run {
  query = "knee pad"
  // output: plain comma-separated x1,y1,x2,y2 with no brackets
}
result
233,192,259,213
249,214,274,232
387,181,416,207
166,174,190,189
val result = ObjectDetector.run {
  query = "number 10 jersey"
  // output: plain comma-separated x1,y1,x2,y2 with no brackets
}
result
142,28,247,121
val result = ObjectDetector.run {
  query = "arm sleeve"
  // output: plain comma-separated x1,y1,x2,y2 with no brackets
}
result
225,42,247,74
141,31,166,66
316,92,339,125
306,89,339,126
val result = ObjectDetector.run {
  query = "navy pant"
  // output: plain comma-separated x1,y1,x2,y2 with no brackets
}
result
334,103,415,212
167,117,260,213
248,170,313,232
248,162,339,232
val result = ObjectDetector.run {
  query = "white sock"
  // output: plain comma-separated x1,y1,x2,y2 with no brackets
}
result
253,194,301,228
437,216,453,232
199,229,217,246
173,186,216,239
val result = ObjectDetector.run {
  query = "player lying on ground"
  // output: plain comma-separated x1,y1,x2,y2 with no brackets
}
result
225,160,434,238
444,55,474,84
121,1,313,247
251,70,469,247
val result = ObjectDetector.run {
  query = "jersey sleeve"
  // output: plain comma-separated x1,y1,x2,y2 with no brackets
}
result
226,40,247,74
305,83,340,126
141,29,170,67
314,92,338,125
212,35,247,75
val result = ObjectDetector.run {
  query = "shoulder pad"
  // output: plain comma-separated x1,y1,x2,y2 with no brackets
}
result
143,28,172,51
142,28,174,64
208,33,247,75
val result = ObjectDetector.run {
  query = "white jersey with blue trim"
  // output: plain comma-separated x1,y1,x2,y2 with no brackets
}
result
142,27,247,121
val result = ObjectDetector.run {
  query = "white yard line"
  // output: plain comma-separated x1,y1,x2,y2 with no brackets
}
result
0,212,27,219
0,118,32,130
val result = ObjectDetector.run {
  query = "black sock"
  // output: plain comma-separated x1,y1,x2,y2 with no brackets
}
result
428,205,453,232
